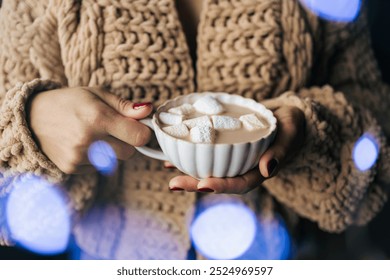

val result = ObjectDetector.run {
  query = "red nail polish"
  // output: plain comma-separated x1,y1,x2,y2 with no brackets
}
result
133,102,152,109
197,188,214,193
170,187,184,191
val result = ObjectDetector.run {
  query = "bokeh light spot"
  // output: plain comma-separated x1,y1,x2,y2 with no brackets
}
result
6,175,71,255
353,133,379,171
253,216,291,260
190,203,257,260
88,140,117,175
299,0,361,22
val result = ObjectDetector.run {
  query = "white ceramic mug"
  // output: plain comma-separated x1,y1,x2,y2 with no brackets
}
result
136,92,277,179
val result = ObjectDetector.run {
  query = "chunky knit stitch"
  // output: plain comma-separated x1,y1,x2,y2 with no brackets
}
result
0,0,389,257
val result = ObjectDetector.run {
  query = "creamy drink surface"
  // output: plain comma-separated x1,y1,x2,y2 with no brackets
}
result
159,103,271,144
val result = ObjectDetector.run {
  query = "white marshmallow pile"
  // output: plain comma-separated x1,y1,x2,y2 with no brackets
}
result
159,112,184,126
159,96,269,143
183,116,212,129
211,115,241,130
190,126,215,144
162,123,189,138
193,96,225,115
168,103,195,116
239,113,268,131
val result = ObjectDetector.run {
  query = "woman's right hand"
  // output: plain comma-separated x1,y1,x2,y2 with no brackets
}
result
27,87,153,174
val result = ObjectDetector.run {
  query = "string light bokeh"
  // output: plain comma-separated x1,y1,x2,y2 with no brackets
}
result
5,175,71,255
88,141,118,175
352,133,379,171
299,0,362,22
190,198,292,260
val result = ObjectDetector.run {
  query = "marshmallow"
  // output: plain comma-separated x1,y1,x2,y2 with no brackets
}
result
159,112,184,125
190,126,216,144
239,113,268,131
163,124,189,139
193,96,225,115
183,116,212,129
168,103,195,116
211,115,241,130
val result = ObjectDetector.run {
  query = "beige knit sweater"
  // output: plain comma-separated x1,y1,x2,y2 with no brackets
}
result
0,0,389,259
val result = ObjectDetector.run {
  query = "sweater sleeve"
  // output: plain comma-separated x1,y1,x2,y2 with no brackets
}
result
0,1,67,182
262,8,390,233
0,1,98,246
0,79,65,180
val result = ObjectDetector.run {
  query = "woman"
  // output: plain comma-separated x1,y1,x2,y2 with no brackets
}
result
0,0,389,259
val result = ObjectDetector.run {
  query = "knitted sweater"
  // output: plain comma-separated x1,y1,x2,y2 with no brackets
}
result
0,0,389,259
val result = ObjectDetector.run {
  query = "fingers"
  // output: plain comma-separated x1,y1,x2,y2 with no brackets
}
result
198,169,263,194
104,136,136,160
89,87,153,119
261,98,282,111
101,114,152,147
65,137,135,174
87,88,153,147
163,161,175,168
169,169,264,194
169,175,199,192
259,106,305,178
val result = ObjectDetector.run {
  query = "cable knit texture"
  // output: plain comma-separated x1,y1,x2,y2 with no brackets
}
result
0,0,389,258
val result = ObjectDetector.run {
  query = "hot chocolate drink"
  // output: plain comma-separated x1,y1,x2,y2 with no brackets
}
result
157,95,272,144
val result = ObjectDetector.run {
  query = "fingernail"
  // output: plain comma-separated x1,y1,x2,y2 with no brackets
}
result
164,164,176,169
267,158,279,177
170,187,184,191
133,102,152,110
197,187,214,193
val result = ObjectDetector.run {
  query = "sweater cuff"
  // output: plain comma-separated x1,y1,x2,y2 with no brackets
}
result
0,79,65,182
262,86,388,232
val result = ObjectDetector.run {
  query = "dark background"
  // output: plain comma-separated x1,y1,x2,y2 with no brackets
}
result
0,0,389,260
368,0,390,84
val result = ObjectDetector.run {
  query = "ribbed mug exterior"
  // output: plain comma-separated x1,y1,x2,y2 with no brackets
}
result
153,93,277,179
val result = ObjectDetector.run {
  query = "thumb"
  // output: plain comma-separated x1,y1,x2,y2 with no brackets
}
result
258,106,305,178
90,87,153,119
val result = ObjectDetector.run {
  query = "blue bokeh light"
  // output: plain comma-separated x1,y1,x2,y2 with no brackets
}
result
190,203,257,260
353,133,379,171
299,0,361,22
88,140,117,175
6,175,71,255
240,215,291,260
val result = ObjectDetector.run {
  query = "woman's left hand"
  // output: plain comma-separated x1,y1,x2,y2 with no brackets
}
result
168,104,306,193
